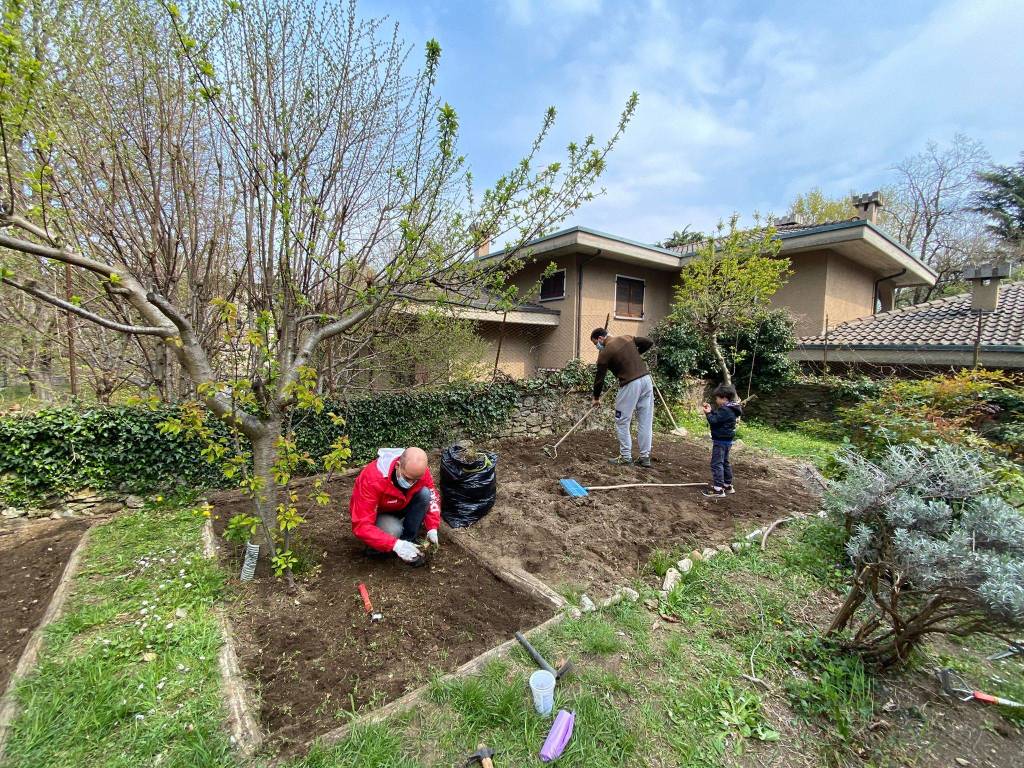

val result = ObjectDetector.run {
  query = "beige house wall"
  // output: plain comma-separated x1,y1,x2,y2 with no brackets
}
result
771,251,828,337
476,322,552,378
576,257,676,365
509,255,578,369
824,253,877,330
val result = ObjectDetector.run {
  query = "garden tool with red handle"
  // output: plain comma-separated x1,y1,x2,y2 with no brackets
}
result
358,582,383,623
936,668,1023,708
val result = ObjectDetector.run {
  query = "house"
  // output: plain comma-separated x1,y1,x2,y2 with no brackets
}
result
793,265,1024,370
475,193,937,378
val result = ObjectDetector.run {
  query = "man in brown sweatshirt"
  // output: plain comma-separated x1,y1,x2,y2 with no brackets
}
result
591,328,655,467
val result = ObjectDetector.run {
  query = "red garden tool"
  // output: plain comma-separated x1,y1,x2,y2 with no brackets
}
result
358,582,383,623
936,667,1023,708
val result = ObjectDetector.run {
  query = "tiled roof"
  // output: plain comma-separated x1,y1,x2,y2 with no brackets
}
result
799,282,1024,350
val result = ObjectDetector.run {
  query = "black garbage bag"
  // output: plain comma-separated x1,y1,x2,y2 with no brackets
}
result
439,443,498,528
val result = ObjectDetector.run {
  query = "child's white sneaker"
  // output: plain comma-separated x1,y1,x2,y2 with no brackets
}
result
702,485,726,498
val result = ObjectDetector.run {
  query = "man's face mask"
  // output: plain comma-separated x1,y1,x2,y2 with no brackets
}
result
395,470,414,490
595,340,605,350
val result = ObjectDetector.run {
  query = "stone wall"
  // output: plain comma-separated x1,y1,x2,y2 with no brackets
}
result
498,391,614,439
744,379,853,425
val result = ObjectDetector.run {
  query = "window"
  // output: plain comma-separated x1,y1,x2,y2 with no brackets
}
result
539,269,566,301
615,275,645,319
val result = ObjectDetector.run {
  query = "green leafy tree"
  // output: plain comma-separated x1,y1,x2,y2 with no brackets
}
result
669,215,790,386
661,225,706,250
786,187,856,224
651,309,796,397
972,154,1024,255
0,0,637,578
824,443,1024,668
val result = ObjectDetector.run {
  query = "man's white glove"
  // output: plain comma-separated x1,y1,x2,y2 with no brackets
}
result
426,529,439,547
392,539,422,563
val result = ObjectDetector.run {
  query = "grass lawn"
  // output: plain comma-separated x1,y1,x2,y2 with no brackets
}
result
5,422,1020,767
662,407,842,470
2,494,233,768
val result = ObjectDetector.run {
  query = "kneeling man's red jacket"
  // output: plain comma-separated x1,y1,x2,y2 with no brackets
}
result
349,448,441,552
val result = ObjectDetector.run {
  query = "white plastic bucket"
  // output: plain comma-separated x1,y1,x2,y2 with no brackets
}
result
529,670,556,715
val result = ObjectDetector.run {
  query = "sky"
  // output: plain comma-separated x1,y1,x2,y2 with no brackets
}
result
360,0,1024,244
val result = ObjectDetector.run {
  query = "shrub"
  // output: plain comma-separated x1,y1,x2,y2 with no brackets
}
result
651,309,797,396
824,443,1024,667
841,369,1024,458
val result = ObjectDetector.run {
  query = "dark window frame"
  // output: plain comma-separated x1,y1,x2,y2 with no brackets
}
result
614,274,645,319
539,269,566,301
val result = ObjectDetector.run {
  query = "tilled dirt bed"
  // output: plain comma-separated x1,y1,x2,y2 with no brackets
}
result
455,431,821,594
208,429,818,748
209,490,553,749
0,518,89,693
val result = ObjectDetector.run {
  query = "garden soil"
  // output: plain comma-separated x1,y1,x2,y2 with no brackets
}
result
455,431,821,595
0,518,89,693
208,429,820,747
209,491,553,749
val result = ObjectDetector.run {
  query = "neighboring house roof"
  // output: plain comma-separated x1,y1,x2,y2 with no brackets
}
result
793,282,1024,367
400,295,560,326
668,218,937,288
481,225,684,271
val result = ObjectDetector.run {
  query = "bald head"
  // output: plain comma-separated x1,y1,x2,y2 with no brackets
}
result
399,447,429,482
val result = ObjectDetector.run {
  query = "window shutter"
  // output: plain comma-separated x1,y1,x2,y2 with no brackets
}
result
616,276,644,318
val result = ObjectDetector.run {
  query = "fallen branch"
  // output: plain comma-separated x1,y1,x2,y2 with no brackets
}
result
760,515,798,550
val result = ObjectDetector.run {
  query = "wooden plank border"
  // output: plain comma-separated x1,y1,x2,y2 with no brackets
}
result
202,520,264,756
0,526,93,762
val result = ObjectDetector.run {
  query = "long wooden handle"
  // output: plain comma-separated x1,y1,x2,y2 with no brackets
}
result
585,482,707,491
652,381,681,431
552,405,596,451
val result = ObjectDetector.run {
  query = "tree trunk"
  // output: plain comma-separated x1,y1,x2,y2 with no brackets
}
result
250,424,281,557
709,332,732,386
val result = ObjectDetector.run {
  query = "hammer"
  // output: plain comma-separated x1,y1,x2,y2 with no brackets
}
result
464,743,495,768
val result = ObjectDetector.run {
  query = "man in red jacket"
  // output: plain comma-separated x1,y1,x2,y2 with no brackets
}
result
349,446,441,565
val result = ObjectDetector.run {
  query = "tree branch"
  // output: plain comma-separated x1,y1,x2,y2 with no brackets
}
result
0,226,117,277
2,276,172,336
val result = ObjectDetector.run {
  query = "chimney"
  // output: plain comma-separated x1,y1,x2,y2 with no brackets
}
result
963,263,1011,313
474,238,490,258
851,191,883,224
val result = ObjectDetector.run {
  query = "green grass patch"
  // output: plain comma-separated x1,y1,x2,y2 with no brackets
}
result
2,493,233,768
668,408,841,469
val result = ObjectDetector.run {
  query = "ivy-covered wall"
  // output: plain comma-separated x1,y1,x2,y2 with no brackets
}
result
0,363,605,504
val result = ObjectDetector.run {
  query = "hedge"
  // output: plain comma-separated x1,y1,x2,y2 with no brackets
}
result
0,363,594,504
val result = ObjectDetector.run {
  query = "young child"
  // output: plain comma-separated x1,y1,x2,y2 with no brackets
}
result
701,384,743,498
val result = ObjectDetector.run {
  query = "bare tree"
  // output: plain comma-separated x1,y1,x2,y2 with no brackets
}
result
880,135,997,303
0,0,636,575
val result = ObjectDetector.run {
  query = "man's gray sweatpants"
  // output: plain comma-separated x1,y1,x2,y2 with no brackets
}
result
614,374,654,460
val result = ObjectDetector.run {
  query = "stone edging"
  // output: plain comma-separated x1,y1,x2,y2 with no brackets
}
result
201,520,264,756
0,526,93,761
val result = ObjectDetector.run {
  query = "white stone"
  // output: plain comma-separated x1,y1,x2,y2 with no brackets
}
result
2,507,26,519
125,495,145,509
580,594,597,613
701,547,718,560
619,587,640,602
662,568,681,592
677,558,693,574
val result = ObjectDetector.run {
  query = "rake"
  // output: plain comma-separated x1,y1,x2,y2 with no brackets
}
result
653,380,688,437
542,405,597,459
559,478,706,498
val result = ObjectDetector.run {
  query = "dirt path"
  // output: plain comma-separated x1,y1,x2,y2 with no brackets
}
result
456,431,820,594
0,519,89,693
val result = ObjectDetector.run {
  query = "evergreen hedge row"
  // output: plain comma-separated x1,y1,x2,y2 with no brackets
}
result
0,362,594,504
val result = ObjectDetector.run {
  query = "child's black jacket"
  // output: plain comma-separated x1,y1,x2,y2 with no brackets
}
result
706,402,743,442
